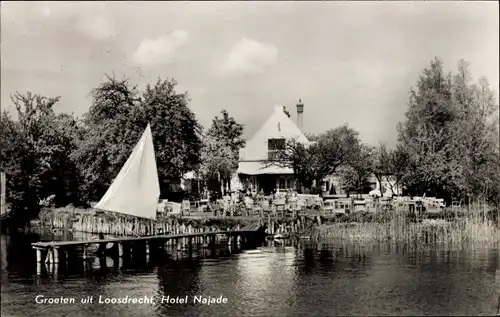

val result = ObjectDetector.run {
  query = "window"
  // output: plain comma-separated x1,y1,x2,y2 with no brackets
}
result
278,177,295,190
279,177,286,189
268,138,286,151
268,138,285,160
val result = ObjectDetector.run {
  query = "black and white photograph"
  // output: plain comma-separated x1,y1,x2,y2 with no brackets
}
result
0,1,499,316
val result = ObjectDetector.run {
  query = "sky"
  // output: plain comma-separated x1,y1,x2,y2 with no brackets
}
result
1,1,498,146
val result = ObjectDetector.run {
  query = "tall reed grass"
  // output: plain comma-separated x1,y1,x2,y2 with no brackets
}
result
314,206,500,247
35,206,257,236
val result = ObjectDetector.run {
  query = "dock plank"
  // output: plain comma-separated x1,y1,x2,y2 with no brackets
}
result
31,229,259,248
240,222,263,232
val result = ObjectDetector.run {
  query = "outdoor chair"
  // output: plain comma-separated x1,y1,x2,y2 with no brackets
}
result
157,199,168,215
297,198,307,214
436,199,445,209
424,198,441,213
251,197,263,217
335,199,351,214
169,202,181,215
317,199,325,212
379,198,392,211
214,199,224,216
244,197,254,216
364,197,377,213
206,202,219,217
323,200,335,214
181,200,190,216
274,198,286,218
288,198,301,217
415,200,425,215
353,200,367,212
196,199,209,213
391,197,405,210
451,200,462,210
222,200,235,217
262,199,273,217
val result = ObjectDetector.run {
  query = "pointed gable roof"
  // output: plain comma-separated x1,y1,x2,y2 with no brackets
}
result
239,105,310,161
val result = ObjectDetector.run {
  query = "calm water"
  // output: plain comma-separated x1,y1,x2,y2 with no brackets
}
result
1,230,499,317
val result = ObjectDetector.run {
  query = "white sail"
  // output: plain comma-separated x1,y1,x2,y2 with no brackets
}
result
94,124,160,220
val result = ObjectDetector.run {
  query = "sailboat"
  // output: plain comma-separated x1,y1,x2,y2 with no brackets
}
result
91,123,161,250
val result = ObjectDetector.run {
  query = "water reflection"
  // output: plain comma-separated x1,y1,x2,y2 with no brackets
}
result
1,232,499,317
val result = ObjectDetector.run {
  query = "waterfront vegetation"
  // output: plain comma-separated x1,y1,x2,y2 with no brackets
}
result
32,202,500,247
1,57,499,234
35,206,262,237
313,206,500,247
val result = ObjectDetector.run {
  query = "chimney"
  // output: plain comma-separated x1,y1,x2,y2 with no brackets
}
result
274,105,285,113
296,99,304,131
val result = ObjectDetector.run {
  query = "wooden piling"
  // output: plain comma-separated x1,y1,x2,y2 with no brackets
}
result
0,172,5,217
188,237,193,254
118,242,123,257
44,249,51,264
35,248,42,263
82,244,89,260
33,223,264,268
53,247,60,264
496,268,500,316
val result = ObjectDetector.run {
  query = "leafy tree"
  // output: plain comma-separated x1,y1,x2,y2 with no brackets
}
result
206,110,245,159
265,124,363,192
370,143,410,197
370,143,391,194
450,63,499,203
338,166,358,198
315,124,363,174
73,75,203,203
198,136,234,199
138,78,203,191
264,139,324,190
397,57,462,200
397,57,500,203
71,75,142,203
35,112,82,207
203,110,245,195
1,92,81,225
304,132,319,142
386,144,411,196
340,144,373,198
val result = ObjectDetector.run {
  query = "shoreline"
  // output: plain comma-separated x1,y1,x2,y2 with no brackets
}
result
22,205,500,246
312,217,500,247
32,207,315,238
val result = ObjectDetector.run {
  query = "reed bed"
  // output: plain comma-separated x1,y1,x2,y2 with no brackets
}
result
36,206,256,236
300,239,499,271
314,206,500,248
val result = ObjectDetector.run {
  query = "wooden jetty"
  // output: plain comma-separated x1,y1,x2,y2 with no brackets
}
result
31,125,268,273
31,222,265,268
496,268,500,316
0,172,9,220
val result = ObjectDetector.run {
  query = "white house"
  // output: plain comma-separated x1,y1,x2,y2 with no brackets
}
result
228,103,404,197
233,104,311,194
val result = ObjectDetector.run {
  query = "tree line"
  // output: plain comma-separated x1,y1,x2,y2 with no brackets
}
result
0,57,498,227
269,58,499,205
0,75,246,226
